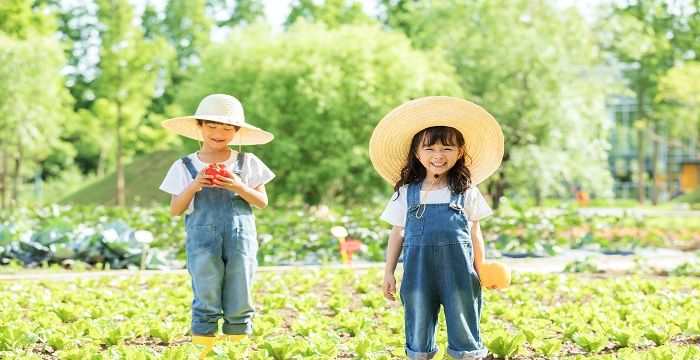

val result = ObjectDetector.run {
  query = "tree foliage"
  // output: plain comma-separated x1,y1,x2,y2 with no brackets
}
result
93,0,175,205
598,0,699,203
380,0,613,206
286,0,374,28
174,22,461,205
0,34,70,207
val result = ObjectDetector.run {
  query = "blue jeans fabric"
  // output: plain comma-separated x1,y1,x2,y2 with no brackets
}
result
400,181,487,360
182,154,258,335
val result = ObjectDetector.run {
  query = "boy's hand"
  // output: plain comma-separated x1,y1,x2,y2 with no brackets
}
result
191,168,214,192
383,273,397,301
212,172,244,192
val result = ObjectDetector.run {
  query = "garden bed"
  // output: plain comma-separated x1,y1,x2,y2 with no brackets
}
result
1,268,698,359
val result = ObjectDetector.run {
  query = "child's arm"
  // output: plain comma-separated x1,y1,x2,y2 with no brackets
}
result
170,168,213,216
471,220,486,281
213,174,269,209
383,225,404,301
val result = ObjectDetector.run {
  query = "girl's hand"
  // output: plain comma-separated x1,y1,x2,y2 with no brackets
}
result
383,273,397,301
191,168,214,192
212,172,243,192
474,265,496,290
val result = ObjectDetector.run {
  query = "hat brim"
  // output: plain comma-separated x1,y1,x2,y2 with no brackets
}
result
369,96,504,187
162,116,274,145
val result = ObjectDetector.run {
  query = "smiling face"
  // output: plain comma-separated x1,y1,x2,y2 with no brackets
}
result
197,120,237,150
413,127,465,179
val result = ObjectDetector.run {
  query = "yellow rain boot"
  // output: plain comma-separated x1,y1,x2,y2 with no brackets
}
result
218,334,247,342
192,335,217,359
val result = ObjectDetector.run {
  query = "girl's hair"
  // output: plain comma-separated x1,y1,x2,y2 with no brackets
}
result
393,126,472,196
196,119,240,131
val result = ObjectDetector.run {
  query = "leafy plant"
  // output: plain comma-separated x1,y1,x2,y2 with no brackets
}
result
610,327,642,347
573,331,608,353
484,331,526,358
149,321,187,345
644,326,679,346
534,339,561,357
261,337,302,360
0,324,39,351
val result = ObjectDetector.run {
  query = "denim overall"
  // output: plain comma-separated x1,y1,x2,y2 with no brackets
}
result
400,181,487,360
181,153,258,336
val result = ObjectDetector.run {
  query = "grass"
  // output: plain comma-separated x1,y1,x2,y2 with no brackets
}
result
59,150,180,206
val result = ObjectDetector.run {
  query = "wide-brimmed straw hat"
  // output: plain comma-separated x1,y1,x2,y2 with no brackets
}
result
162,94,274,145
369,96,504,186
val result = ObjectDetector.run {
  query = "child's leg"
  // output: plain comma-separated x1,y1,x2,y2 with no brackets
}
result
401,246,441,359
440,244,488,360
187,226,225,336
221,227,258,335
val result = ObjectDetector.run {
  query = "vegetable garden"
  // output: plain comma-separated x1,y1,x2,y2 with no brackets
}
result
1,268,698,359
1,205,698,358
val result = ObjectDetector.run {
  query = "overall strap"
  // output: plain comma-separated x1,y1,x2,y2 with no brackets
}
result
181,156,198,179
449,190,465,211
407,181,421,210
233,152,245,175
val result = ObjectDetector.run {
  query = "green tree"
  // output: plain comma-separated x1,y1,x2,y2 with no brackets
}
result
0,0,54,38
599,0,699,203
39,0,101,111
0,34,70,208
211,0,266,27
33,0,107,180
285,0,374,28
175,22,461,205
381,0,612,207
0,0,71,207
657,62,700,151
93,0,174,206
140,0,211,118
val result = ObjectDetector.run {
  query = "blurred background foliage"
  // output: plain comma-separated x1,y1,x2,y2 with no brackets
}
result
0,0,698,209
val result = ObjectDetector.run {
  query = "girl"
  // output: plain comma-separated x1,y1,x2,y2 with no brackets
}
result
159,94,275,357
369,96,504,360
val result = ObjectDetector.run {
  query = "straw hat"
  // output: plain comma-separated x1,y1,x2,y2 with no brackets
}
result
162,94,274,145
369,96,504,186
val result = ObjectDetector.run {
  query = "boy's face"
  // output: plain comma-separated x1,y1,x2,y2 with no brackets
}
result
199,121,237,149
415,140,462,179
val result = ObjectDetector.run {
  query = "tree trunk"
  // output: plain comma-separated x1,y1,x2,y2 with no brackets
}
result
651,129,660,205
97,146,108,178
12,139,22,206
116,101,126,207
534,185,542,207
667,141,674,198
636,85,646,203
491,167,506,210
487,150,509,210
1,136,8,209
636,127,646,202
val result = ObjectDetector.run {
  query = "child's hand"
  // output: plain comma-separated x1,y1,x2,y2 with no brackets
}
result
383,273,397,301
474,266,496,290
212,172,244,192
191,168,214,192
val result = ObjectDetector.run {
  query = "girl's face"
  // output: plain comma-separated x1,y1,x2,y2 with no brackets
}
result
198,121,237,150
412,127,465,180
416,141,462,179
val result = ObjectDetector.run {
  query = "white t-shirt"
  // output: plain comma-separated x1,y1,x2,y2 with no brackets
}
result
159,151,275,214
380,185,493,231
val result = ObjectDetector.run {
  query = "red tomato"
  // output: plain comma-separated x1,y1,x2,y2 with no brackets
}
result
204,163,230,184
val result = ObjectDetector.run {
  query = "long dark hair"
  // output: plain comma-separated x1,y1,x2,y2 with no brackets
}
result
393,126,472,197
